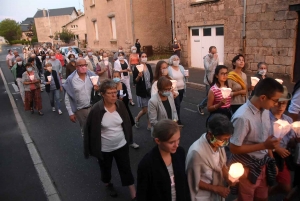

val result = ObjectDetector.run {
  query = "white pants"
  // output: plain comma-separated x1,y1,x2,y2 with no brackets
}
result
16,78,25,102
121,76,132,100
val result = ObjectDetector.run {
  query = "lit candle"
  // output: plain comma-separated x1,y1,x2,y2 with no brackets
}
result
273,119,291,139
292,121,300,138
228,163,244,182
90,76,99,85
251,77,260,87
136,64,144,72
220,87,232,99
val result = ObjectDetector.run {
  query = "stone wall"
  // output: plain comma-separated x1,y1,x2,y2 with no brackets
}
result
175,0,300,79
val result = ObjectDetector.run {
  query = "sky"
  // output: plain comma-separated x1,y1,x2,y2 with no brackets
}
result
0,0,84,23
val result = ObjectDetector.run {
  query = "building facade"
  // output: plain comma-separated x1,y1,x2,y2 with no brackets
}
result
20,18,34,41
83,0,172,54
34,7,78,43
62,13,87,48
175,0,300,81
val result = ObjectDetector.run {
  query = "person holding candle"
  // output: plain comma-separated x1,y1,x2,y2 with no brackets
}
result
207,65,232,121
137,119,190,201
22,63,43,115
250,62,268,97
44,63,63,114
269,86,296,197
96,52,113,82
133,52,153,130
227,54,248,114
112,71,139,149
186,114,234,200
229,77,284,201
168,55,187,125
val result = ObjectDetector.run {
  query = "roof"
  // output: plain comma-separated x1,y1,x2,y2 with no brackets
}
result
20,17,34,32
34,7,78,18
62,14,85,27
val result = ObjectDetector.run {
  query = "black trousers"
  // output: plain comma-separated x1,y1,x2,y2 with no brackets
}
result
98,144,134,186
231,104,243,115
174,89,184,122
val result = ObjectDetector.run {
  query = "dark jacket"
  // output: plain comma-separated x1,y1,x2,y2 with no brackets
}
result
84,99,133,159
35,57,42,70
137,146,190,201
44,70,60,92
118,82,134,126
133,63,153,98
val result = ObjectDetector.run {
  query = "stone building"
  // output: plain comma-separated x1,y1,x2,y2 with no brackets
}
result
83,0,172,54
20,18,34,41
62,13,87,48
175,0,300,81
34,7,78,44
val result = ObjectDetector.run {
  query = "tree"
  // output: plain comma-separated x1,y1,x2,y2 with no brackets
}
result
0,19,22,43
56,28,74,44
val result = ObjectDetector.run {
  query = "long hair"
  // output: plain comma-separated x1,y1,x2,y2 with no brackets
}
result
212,65,229,87
153,60,172,83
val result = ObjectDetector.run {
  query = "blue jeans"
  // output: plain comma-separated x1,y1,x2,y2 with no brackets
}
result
47,89,60,109
199,85,210,108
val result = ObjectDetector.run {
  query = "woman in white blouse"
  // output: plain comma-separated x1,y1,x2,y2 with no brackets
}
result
167,55,188,125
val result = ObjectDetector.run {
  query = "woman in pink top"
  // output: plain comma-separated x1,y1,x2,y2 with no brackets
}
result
207,65,232,122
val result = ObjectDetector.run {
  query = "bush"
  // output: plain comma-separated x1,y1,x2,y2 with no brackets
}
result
10,40,23,45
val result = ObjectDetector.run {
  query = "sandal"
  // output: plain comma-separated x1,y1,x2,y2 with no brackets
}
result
31,108,34,114
38,111,44,116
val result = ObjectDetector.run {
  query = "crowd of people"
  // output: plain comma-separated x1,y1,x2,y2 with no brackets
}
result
5,43,300,201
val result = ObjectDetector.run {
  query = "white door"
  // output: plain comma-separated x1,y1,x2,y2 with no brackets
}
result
190,26,224,68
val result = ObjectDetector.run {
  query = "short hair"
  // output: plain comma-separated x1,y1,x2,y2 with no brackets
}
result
99,79,117,94
118,52,125,56
45,63,52,67
15,56,22,61
28,57,35,63
25,62,32,68
169,55,180,66
209,46,216,52
232,54,245,69
68,54,75,59
75,58,86,66
131,46,137,52
112,70,121,77
78,53,83,57
152,119,179,141
157,76,172,91
257,62,267,69
253,77,284,98
207,114,234,136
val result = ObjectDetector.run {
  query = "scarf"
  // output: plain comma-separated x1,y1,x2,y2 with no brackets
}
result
228,71,246,90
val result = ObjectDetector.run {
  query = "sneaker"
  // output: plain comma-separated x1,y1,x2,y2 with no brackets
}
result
130,143,139,149
135,117,140,128
197,105,204,115
58,109,62,115
130,101,135,106
52,107,56,112
106,183,118,197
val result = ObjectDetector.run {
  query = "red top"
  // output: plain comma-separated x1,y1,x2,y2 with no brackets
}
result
130,54,139,65
56,53,65,66
210,84,231,108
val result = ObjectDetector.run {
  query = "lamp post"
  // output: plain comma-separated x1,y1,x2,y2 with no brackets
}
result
38,8,53,47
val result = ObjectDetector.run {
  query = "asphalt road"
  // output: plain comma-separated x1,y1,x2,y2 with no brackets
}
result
0,44,295,201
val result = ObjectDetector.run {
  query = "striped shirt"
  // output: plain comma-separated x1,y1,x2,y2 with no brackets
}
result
210,84,231,108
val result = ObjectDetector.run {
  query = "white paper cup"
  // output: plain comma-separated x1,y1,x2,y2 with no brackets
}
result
136,64,144,72
29,75,34,81
90,76,99,85
104,61,108,66
275,79,283,84
251,77,260,87
47,76,52,82
184,70,189,76
219,62,224,65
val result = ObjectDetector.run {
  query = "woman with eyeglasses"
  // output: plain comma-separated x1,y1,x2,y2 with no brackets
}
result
207,65,232,122
84,79,136,201
133,52,153,130
186,114,234,201
148,77,178,131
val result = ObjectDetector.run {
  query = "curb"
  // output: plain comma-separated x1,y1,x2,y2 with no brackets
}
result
0,68,61,201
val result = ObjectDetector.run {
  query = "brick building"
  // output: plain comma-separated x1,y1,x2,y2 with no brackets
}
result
83,0,172,54
34,7,78,44
175,0,300,81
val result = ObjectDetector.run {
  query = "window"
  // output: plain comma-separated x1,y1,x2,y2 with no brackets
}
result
70,25,78,29
192,29,199,36
110,17,117,39
203,28,211,36
216,27,224,36
93,21,99,40
90,0,95,7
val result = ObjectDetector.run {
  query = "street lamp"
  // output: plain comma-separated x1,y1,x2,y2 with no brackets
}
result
37,8,53,47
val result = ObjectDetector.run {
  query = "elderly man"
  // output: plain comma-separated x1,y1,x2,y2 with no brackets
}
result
113,46,126,61
11,50,24,65
84,48,98,72
6,49,14,69
63,58,99,135
11,57,26,102
48,52,62,76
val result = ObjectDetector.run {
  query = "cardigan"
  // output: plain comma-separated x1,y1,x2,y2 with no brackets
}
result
148,93,178,126
136,146,190,201
133,63,153,98
84,99,133,159
22,71,40,91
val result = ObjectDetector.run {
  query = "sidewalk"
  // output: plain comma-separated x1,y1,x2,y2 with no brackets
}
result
0,69,47,201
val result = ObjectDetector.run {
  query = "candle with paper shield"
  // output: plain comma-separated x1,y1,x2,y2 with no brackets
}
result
251,77,260,87
292,121,300,137
220,88,232,99
273,119,291,139
47,76,52,82
275,79,283,84
90,76,99,85
104,60,109,66
228,163,244,182
119,90,124,98
136,64,144,72
29,75,34,81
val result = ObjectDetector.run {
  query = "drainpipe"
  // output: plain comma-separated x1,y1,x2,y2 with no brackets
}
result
171,0,175,41
242,0,246,55
130,0,135,44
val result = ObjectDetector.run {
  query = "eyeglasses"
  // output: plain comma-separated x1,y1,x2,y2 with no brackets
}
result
219,72,228,76
77,64,87,68
106,91,118,95
267,97,279,103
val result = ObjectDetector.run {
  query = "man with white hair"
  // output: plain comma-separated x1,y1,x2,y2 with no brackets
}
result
6,49,14,69
84,48,98,72
11,56,26,102
12,50,24,65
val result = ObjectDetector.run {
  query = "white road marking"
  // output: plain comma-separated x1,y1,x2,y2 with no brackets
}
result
12,83,19,92
184,108,197,113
